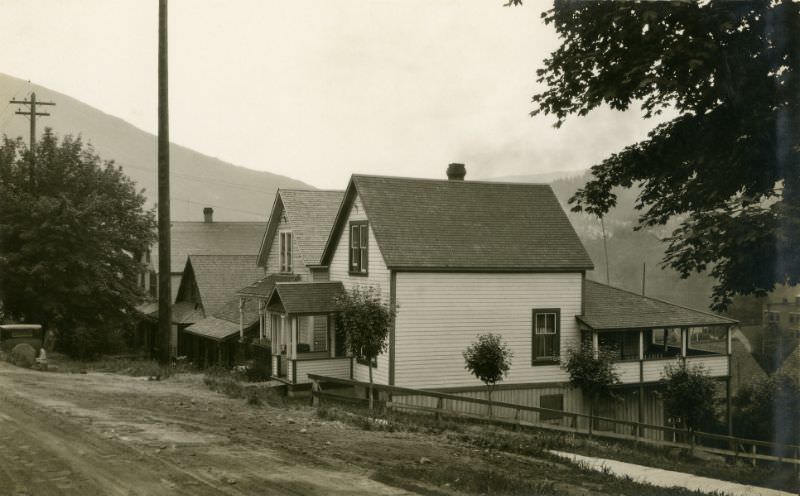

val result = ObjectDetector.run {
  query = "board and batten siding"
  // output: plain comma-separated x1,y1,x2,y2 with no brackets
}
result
394,272,583,389
264,206,311,280
328,194,391,385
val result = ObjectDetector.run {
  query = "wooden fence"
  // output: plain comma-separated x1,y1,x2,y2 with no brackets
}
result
307,374,800,466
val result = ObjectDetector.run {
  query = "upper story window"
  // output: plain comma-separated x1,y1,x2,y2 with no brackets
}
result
349,221,368,275
279,231,292,273
766,311,781,323
532,308,560,364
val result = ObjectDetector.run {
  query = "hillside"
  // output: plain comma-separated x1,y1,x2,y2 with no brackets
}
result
492,171,718,310
0,73,313,221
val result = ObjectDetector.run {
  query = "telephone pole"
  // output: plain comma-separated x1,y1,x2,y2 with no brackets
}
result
10,91,55,185
157,0,172,364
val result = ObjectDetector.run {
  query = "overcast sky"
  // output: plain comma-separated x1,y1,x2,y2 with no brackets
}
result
0,0,657,189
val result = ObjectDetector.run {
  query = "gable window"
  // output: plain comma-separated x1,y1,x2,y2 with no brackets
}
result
532,308,560,364
349,221,369,275
279,231,292,273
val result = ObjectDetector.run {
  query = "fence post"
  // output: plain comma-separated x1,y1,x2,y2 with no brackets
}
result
514,408,520,431
311,379,321,407
751,444,757,468
435,397,443,423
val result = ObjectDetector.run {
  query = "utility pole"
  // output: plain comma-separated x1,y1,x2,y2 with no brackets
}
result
10,91,55,186
157,0,172,364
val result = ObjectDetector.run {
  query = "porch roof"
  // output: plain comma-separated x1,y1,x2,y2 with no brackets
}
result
267,281,345,315
172,301,205,325
183,316,239,341
237,273,301,298
578,280,737,330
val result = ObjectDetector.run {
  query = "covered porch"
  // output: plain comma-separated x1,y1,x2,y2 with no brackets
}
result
266,281,350,385
182,316,240,368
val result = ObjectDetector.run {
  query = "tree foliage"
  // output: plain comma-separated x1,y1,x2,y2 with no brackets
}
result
733,371,800,446
515,0,800,310
562,342,620,419
662,362,718,433
335,286,395,410
463,333,512,417
0,130,156,358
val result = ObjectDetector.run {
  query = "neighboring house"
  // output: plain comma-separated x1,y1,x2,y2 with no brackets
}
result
172,254,264,359
236,189,346,382
134,207,265,355
762,284,800,335
258,164,738,434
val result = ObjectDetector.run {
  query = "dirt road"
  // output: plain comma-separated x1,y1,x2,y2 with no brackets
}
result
0,362,418,496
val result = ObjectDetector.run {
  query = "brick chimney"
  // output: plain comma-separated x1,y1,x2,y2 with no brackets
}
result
203,207,214,223
447,163,466,181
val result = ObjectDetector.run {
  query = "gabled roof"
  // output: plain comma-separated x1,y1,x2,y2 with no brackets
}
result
267,281,345,315
579,280,737,330
151,221,264,274
183,316,240,341
257,190,344,268
320,175,593,271
184,255,264,314
237,273,301,298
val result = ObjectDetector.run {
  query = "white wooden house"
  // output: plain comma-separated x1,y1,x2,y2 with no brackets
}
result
250,166,737,431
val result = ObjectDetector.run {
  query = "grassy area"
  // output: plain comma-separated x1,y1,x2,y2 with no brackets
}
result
44,352,193,379
316,401,799,494
202,366,288,407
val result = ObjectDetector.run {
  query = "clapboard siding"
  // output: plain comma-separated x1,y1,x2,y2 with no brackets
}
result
265,206,311,280
295,358,351,384
615,361,640,383
328,194,391,385
642,355,728,382
642,359,677,382
394,272,582,389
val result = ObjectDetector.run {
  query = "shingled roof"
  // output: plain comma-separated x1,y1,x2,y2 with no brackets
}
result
267,282,345,314
579,280,737,330
237,273,301,298
183,255,264,314
320,175,593,271
183,316,240,341
150,221,264,274
258,190,344,268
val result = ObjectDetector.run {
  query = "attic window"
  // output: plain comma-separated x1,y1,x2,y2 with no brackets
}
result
280,231,292,273
349,221,368,275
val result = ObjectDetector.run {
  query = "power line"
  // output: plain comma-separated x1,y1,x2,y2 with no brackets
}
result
9,91,56,186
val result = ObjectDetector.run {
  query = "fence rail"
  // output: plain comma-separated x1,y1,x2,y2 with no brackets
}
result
307,374,800,466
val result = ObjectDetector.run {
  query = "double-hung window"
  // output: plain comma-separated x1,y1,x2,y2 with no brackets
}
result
349,221,368,275
532,308,560,363
279,231,292,273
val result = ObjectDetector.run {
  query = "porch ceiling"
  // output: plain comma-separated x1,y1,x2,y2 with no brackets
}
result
579,280,737,330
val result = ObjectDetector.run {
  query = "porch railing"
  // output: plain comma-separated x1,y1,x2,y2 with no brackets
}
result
307,374,800,466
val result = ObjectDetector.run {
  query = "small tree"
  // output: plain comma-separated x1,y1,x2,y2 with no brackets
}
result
335,286,395,411
733,371,800,449
562,342,620,432
662,362,718,438
463,333,513,417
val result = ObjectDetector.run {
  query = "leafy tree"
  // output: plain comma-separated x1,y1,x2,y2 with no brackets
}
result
562,342,620,432
0,130,156,358
510,0,800,311
662,362,719,436
463,333,513,417
733,371,800,448
334,286,395,411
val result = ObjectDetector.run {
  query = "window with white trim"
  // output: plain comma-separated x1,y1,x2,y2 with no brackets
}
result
279,231,292,273
349,221,368,275
532,308,560,363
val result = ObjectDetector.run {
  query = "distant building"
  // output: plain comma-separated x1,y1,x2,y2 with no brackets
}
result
762,284,800,335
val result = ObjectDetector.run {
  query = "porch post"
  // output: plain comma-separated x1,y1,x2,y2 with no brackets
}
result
726,377,732,437
258,300,266,340
290,315,297,360
592,331,598,359
638,330,644,361
238,296,244,341
680,327,688,358
329,313,335,358
638,329,644,437
726,325,732,355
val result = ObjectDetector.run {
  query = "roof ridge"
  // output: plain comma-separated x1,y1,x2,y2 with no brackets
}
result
352,173,551,186
280,188,345,193
585,279,737,323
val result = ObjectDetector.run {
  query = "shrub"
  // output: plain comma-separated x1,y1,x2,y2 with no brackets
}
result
463,333,513,417
562,342,620,423
662,362,719,433
733,371,800,446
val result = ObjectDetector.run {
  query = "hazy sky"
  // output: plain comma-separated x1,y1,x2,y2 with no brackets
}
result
0,0,657,189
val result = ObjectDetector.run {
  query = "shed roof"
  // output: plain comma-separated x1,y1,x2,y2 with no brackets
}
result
183,316,240,341
237,273,302,298
321,175,593,271
185,255,264,314
267,282,345,315
579,280,737,330
257,190,344,268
